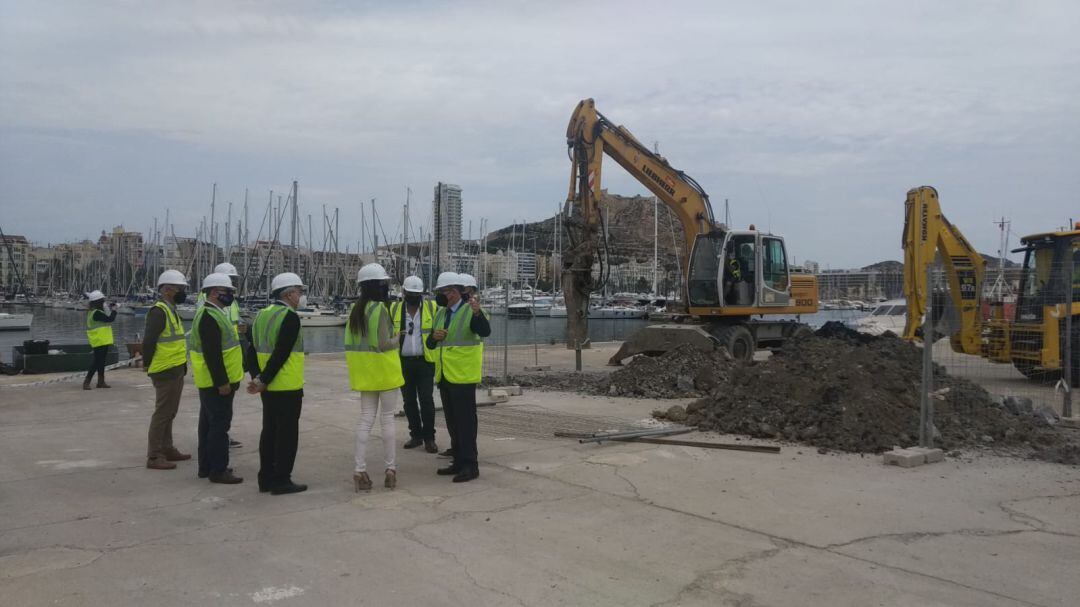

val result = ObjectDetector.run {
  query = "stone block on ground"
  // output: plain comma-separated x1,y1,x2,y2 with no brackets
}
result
1059,416,1080,430
908,446,945,463
496,385,523,396
883,448,927,468
479,389,509,405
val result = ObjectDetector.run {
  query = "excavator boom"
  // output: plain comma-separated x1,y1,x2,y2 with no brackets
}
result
901,186,986,354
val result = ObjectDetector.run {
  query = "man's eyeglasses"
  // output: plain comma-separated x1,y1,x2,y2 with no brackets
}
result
407,321,414,336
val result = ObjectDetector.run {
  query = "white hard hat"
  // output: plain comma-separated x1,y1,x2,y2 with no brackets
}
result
157,269,189,287
213,262,239,277
402,275,424,293
201,273,236,291
459,273,477,288
357,263,390,283
270,272,305,293
86,290,106,302
434,272,463,290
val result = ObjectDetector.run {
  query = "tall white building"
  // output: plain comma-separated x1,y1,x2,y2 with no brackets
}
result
433,182,462,271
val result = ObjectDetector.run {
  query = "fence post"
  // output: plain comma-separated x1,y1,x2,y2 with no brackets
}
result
502,280,509,383
1063,252,1074,418
919,264,935,448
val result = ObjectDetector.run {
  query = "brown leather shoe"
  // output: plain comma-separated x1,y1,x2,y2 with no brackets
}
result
163,448,191,462
146,457,177,470
209,470,244,484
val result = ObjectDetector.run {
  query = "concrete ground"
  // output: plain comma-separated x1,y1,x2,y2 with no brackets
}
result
2,352,1079,607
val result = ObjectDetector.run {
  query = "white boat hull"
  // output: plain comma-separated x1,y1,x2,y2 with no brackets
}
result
0,313,33,331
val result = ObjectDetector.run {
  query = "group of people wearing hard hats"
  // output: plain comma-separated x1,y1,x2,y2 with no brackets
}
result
87,260,489,496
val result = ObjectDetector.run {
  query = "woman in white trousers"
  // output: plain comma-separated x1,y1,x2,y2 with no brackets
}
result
345,263,405,491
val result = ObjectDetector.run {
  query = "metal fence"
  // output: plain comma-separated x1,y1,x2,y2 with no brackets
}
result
917,258,1077,446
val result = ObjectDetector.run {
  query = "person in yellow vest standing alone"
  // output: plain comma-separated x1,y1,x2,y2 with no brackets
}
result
141,270,192,471
189,273,245,484
83,290,117,390
428,272,490,483
346,263,404,491
246,273,308,495
390,275,440,454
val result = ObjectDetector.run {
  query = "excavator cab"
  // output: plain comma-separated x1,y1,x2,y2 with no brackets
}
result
687,230,792,310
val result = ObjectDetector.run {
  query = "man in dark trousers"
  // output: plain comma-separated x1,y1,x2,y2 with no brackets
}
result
428,273,490,483
142,270,191,471
247,272,308,496
189,273,244,484
83,290,116,390
390,275,440,453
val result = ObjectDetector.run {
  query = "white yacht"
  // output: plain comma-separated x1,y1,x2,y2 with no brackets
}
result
854,299,907,335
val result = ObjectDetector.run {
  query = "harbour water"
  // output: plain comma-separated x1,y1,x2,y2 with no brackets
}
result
0,305,868,363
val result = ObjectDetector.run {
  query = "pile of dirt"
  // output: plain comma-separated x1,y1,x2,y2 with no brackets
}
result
656,325,1079,465
603,344,735,398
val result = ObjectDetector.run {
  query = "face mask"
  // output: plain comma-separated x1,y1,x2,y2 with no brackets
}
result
174,290,187,304
405,293,422,305
460,291,471,301
434,293,448,307
218,292,234,306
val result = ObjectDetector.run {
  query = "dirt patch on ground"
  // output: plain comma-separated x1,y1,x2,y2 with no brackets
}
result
655,323,1079,464
487,344,735,399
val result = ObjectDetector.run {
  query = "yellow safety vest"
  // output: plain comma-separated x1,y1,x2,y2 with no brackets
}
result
388,299,438,364
187,304,244,388
86,309,114,348
433,304,484,384
252,303,305,391
147,300,187,374
345,301,404,392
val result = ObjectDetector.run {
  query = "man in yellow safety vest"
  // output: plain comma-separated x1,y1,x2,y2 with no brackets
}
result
189,273,245,484
83,289,117,390
246,272,308,495
141,270,192,471
427,272,490,483
390,275,440,454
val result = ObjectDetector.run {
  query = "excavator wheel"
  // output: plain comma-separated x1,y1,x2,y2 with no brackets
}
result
714,324,754,362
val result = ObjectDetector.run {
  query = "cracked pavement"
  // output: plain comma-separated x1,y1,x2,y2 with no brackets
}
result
2,355,1079,606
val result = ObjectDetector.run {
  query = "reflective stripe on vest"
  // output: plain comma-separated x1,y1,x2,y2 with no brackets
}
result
344,301,404,392
86,310,114,347
187,305,244,388
147,300,187,373
252,304,305,391
389,299,437,363
433,304,484,384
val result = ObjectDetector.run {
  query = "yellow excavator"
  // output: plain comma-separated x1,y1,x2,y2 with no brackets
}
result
560,99,819,364
902,186,1079,385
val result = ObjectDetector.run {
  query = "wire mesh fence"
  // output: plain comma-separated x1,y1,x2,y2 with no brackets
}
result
922,255,1077,441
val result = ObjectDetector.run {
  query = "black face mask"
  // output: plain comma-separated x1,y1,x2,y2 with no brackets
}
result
218,293,234,306
460,291,471,301
434,293,448,307
173,290,187,304
404,293,422,305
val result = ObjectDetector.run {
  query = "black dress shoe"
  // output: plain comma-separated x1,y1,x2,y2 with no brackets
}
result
424,439,438,454
403,437,423,449
209,470,243,484
439,448,454,457
452,467,479,483
200,467,231,480
271,482,308,495
436,464,460,476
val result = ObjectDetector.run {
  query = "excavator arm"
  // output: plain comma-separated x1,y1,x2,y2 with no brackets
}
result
564,98,716,271
901,186,986,354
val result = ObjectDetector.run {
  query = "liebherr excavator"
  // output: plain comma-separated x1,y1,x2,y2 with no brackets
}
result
902,186,1079,385
560,99,819,364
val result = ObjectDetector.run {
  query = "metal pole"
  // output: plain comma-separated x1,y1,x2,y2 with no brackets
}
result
1063,250,1074,417
502,279,509,382
532,286,538,366
920,263,934,448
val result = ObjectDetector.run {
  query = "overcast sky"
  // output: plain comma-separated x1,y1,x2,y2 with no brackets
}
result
1,0,1076,267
